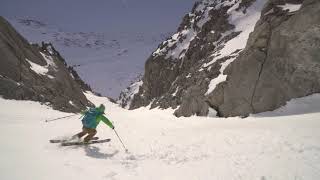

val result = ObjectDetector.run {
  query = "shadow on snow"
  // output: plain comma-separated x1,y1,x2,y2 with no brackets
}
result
84,146,119,159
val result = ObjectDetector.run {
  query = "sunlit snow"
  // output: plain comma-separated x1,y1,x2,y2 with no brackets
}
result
0,92,320,180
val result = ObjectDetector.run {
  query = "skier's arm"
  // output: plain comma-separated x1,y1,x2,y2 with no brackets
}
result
100,115,115,129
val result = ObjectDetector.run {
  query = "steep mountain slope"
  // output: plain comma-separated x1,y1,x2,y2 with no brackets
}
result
128,0,320,117
8,18,171,98
0,16,92,112
1,92,320,180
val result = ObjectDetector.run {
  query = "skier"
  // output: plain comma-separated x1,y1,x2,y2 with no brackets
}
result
74,104,114,143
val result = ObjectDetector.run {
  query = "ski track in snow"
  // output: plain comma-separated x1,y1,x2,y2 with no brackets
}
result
1,93,320,180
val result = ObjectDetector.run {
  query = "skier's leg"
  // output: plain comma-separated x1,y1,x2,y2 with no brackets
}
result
84,128,97,142
74,126,89,139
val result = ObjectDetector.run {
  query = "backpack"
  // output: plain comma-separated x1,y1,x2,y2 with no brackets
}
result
82,108,100,128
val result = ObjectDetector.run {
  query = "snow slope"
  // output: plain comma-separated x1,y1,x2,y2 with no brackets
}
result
1,93,320,180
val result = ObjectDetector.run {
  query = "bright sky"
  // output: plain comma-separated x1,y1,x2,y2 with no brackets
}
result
1,0,197,34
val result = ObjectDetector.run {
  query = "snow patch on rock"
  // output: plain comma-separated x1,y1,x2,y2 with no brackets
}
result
205,57,237,95
26,58,54,79
205,0,266,95
152,0,216,60
278,3,302,13
118,80,143,109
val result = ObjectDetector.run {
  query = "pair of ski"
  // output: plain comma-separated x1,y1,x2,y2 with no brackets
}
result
50,137,111,146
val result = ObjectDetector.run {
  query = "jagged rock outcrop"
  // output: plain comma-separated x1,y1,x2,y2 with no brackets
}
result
118,75,143,109
209,0,320,117
0,16,93,112
39,41,93,92
129,0,320,117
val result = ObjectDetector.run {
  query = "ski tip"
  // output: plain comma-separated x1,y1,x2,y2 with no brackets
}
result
49,139,60,143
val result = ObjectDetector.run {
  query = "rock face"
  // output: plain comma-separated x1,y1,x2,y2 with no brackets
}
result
209,0,320,117
118,75,143,109
128,0,320,117
0,16,93,112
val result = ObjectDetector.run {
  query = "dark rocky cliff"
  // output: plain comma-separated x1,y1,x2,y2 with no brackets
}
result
128,0,320,117
0,16,93,112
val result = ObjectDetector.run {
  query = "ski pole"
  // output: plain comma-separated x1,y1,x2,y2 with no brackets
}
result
45,114,78,123
113,129,128,152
